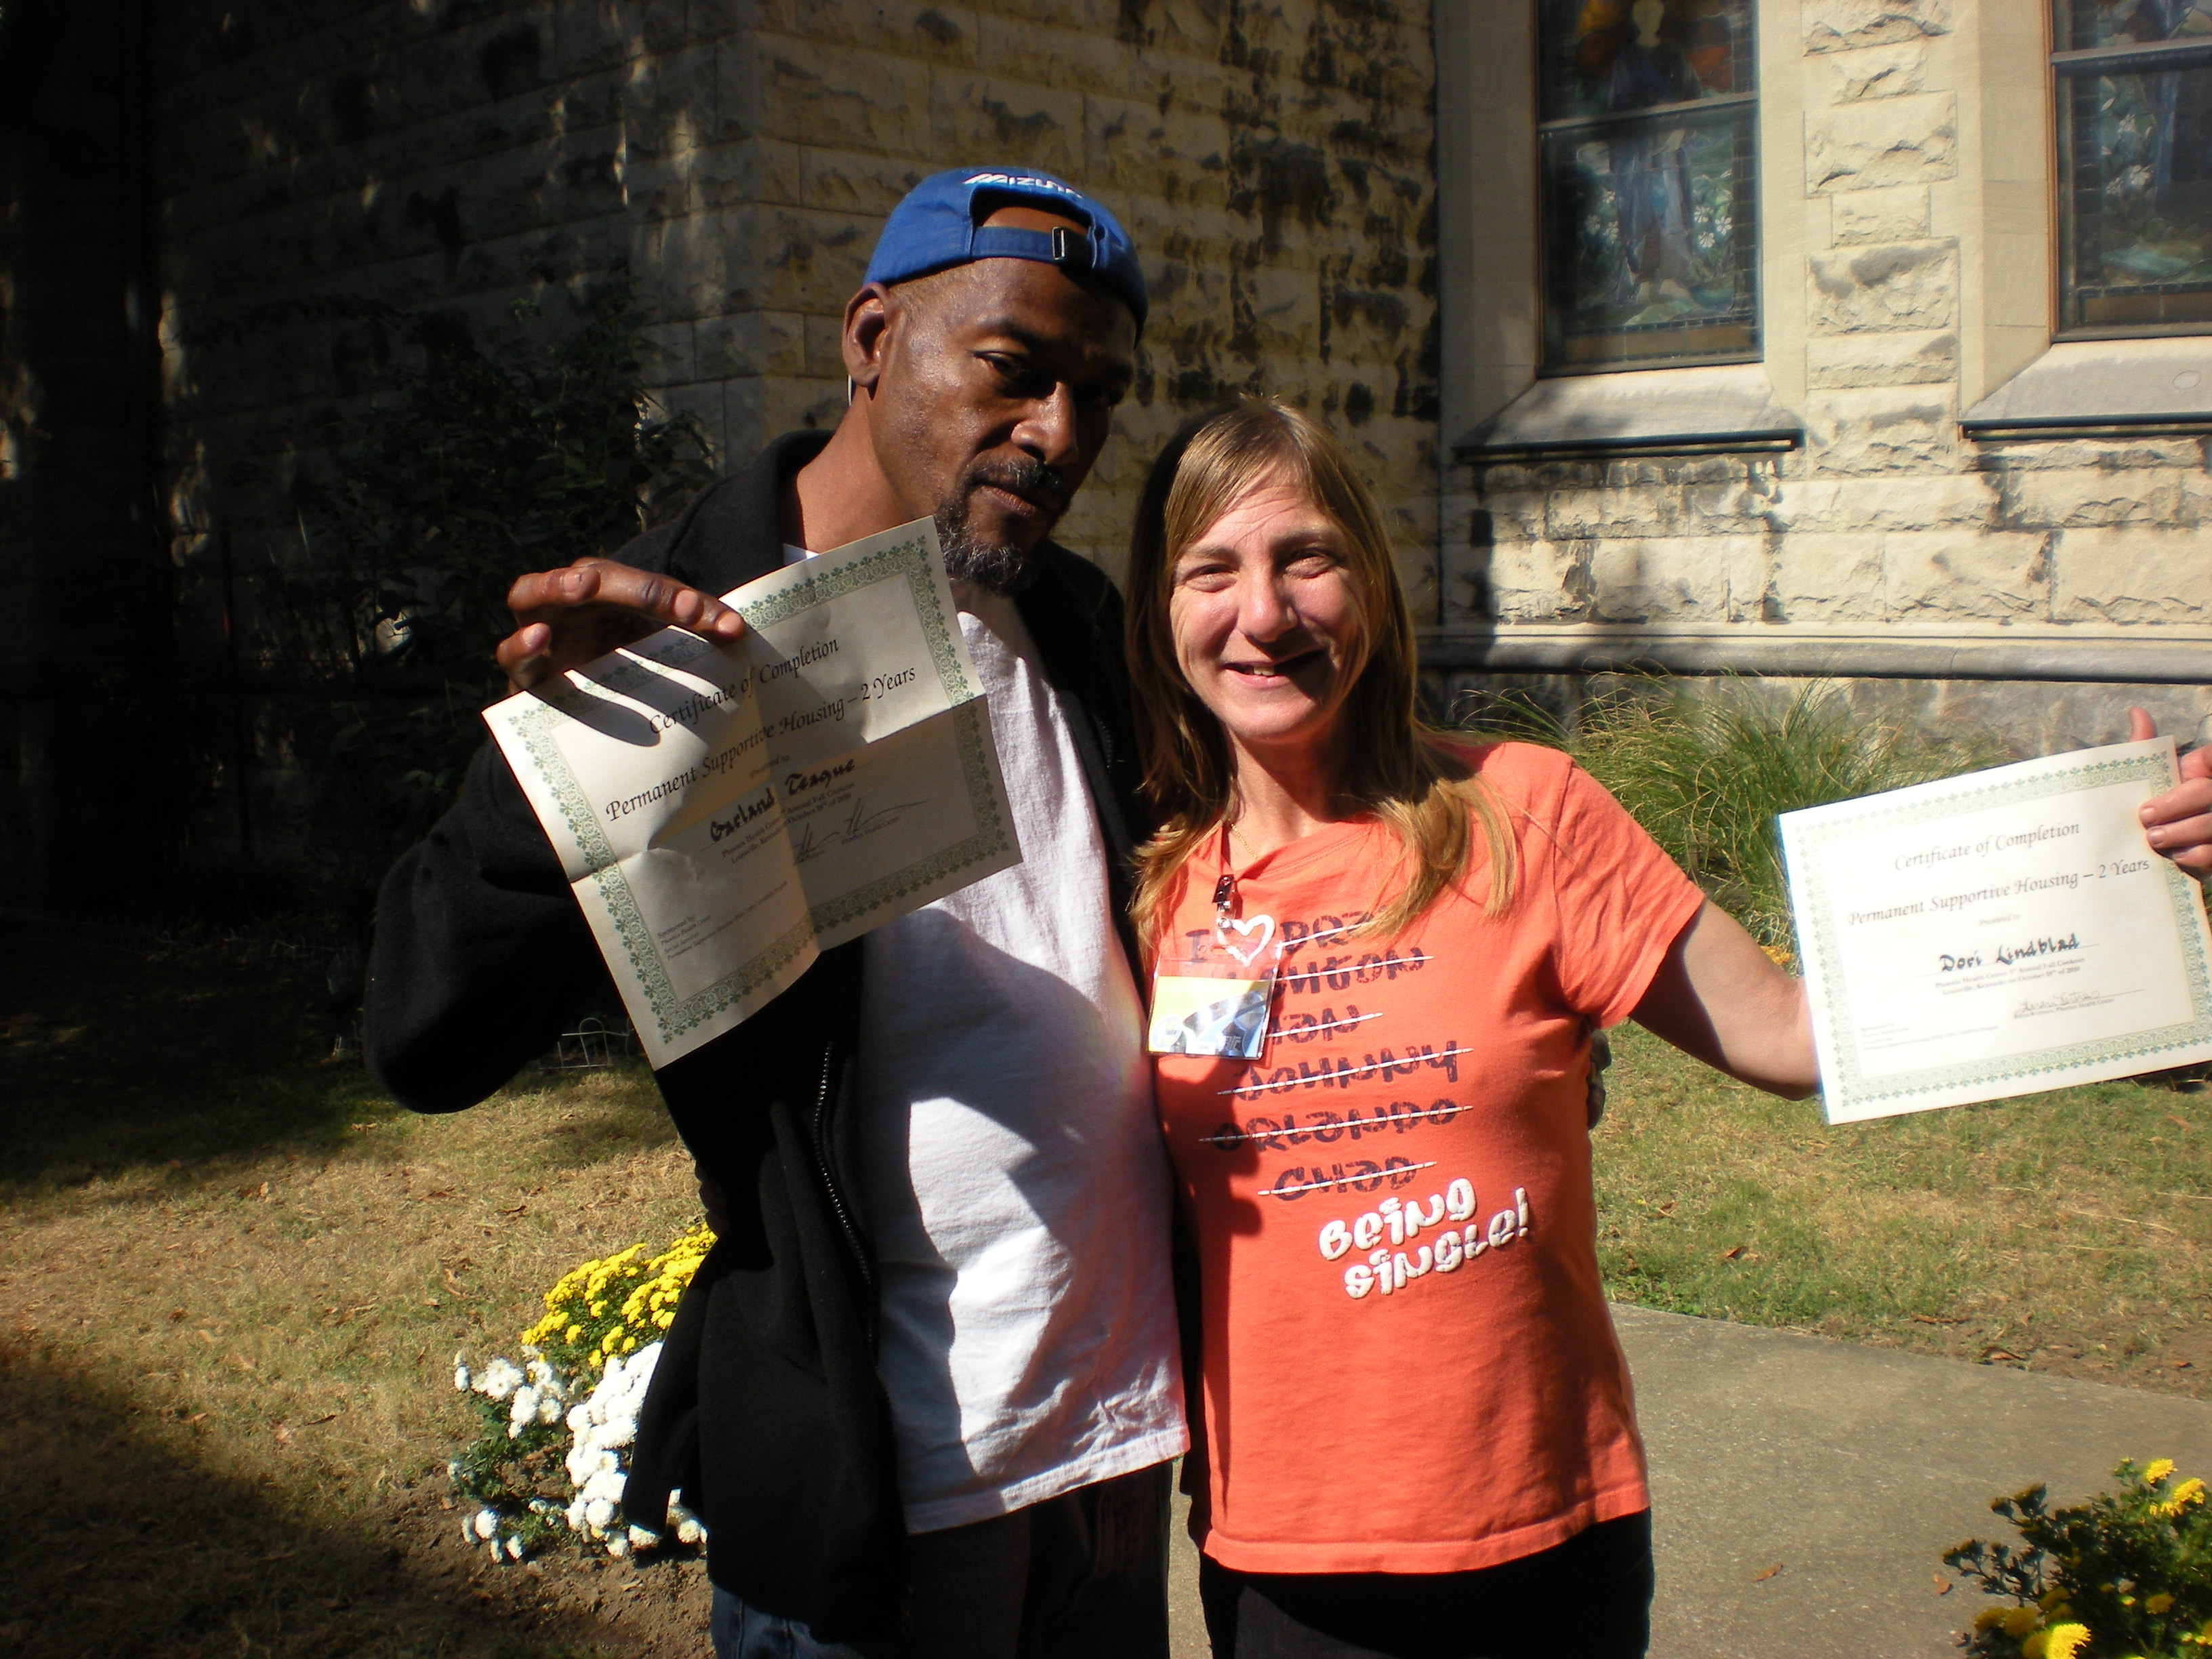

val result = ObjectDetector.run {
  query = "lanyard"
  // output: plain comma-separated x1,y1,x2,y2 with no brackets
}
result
1147,824,1280,1059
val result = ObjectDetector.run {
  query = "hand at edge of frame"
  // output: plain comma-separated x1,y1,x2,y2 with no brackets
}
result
2131,706,2212,878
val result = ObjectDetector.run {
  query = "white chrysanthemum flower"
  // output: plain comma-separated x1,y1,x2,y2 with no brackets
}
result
537,1393,561,1425
476,1357,523,1401
583,1467,626,1502
676,1516,705,1545
606,1535,631,1559
567,1402,592,1435
585,1496,617,1530
472,1509,499,1540
453,1364,471,1391
505,1536,525,1561
628,1525,657,1548
509,1385,538,1425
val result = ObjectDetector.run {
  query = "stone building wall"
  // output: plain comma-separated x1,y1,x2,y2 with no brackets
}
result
153,0,1441,600
48,0,1441,889
0,0,162,906
1435,0,2212,757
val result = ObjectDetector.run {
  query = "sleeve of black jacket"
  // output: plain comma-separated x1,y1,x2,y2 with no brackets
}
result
363,514,691,1112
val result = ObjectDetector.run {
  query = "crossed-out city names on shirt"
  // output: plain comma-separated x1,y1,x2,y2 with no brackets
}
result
1189,907,1535,1303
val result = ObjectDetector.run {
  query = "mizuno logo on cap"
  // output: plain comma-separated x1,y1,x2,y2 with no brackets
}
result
964,171,1080,198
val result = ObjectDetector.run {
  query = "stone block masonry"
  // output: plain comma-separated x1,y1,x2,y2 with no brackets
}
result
96,0,1440,882
152,0,1443,607
1440,3,2212,756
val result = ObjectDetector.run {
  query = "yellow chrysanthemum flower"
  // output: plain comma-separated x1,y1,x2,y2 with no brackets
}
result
1975,1606,2009,1633
2043,1623,2091,1659
2147,1593,2176,1616
2001,1605,2042,1638
2147,1459,2177,1485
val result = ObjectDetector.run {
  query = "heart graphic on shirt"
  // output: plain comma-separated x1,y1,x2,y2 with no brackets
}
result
1214,912,1277,968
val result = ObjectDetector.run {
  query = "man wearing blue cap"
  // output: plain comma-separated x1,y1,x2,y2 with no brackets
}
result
366,168,1184,1656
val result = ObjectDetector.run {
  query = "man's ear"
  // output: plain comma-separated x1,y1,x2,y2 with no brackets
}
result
843,283,896,392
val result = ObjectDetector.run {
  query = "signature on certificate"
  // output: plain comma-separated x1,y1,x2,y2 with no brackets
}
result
2013,989,2118,1019
794,793,928,862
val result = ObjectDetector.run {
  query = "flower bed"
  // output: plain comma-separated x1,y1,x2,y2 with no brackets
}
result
449,1224,714,1562
1949,1458,2212,1658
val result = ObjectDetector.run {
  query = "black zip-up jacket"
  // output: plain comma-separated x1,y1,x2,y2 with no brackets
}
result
363,430,1151,1639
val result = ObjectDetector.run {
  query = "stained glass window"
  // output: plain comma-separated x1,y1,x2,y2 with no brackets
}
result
2054,2,2212,336
1536,0,1759,374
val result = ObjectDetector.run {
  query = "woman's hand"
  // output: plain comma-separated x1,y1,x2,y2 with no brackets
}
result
1630,901,1818,1099
1628,708,2211,1101
2130,708,2212,878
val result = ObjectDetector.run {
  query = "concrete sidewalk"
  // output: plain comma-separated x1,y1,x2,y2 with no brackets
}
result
1623,1305,2212,1657
1166,1306,2212,1658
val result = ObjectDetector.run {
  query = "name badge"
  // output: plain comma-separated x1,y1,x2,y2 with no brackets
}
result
1148,914,1279,1059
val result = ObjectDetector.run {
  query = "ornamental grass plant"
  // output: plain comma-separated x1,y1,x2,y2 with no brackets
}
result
1560,680,2011,956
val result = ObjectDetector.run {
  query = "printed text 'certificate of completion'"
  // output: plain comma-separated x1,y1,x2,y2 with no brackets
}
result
483,518,1019,1067
1780,737,2212,1123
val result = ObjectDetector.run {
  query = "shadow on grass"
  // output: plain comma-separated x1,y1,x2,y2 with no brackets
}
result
0,1344,625,1658
1,914,668,1191
1,912,390,1188
525,1093,682,1170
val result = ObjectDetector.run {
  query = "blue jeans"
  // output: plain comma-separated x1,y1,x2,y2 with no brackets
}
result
710,1461,1172,1659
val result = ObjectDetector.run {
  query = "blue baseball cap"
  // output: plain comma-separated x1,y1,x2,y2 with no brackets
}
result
863,166,1148,333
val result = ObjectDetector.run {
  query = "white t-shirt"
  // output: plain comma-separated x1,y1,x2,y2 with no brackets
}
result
787,549,1186,1533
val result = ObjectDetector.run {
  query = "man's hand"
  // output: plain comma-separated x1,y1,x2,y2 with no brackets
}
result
2130,707,2212,877
496,558,747,693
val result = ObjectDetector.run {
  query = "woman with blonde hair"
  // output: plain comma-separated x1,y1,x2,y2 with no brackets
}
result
1124,399,2212,1658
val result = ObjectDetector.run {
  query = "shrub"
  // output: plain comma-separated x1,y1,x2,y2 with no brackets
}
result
1947,1458,2212,1658
1566,682,2009,956
237,283,716,913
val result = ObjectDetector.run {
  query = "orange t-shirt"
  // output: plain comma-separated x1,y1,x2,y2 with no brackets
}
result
1153,742,1706,1575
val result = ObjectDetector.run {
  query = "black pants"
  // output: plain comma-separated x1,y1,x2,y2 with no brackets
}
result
1198,1511,1654,1659
711,1461,1172,1659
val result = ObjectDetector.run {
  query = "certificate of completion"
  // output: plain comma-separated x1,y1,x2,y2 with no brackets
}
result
1780,737,2212,1124
483,519,1019,1067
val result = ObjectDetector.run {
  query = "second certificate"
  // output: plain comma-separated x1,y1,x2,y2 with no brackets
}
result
1780,737,2212,1124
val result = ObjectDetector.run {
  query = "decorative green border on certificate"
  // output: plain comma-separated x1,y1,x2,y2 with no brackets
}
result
1791,750,2212,1113
509,701,814,1046
735,531,974,705
804,699,1015,937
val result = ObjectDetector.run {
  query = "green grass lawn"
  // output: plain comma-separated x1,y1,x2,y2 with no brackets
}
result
1595,1021,2212,1389
1,912,706,1656
9,906,2212,1655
